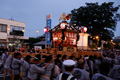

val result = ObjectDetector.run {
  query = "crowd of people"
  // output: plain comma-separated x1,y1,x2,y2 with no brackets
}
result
0,46,120,80
0,46,36,53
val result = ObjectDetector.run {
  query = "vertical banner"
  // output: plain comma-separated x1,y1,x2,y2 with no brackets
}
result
46,14,52,44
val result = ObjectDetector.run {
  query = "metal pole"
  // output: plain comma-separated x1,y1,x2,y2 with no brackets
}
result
45,33,47,48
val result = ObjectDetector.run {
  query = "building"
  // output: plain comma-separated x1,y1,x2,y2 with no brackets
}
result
113,36,120,46
33,34,46,49
0,18,29,48
34,41,45,49
114,36,120,39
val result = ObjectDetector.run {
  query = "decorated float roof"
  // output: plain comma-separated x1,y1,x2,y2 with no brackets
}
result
51,21,78,33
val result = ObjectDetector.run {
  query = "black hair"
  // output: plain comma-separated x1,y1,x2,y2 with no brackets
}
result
34,54,41,62
65,66,74,71
34,57,40,62
57,54,62,58
45,55,52,63
62,55,67,61
18,53,21,56
35,54,41,60
110,54,115,59
99,62,110,76
69,56,74,59
79,55,82,59
25,55,31,63
3,50,7,53
42,55,46,58
84,55,88,57
14,52,21,58
103,54,106,57
94,55,97,59
55,58,61,65
98,57,103,62
89,55,93,60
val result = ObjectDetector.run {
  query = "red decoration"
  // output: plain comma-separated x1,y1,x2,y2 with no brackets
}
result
44,27,47,33
66,14,71,20
83,27,87,32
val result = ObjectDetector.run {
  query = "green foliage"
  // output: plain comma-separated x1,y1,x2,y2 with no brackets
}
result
114,43,120,49
29,37,40,43
28,37,40,48
106,42,112,49
89,43,97,50
70,2,120,40
103,42,113,49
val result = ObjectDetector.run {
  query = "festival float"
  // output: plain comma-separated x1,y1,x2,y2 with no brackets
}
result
48,13,89,52
51,21,78,52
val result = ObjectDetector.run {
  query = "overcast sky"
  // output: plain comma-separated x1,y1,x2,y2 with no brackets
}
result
0,0,120,38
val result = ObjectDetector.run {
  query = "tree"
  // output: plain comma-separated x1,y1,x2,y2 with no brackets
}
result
28,37,40,48
89,43,97,50
70,2,120,41
114,43,120,49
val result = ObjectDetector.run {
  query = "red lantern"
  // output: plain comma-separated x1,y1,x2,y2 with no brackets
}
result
83,27,87,32
66,14,71,20
44,27,47,33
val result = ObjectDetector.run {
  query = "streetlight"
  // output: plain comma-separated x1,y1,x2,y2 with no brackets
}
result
74,24,76,26
90,36,92,38
21,29,25,48
22,29,25,33
7,27,10,36
96,36,99,47
7,27,10,31
96,36,99,39
7,27,10,48
36,30,39,33
111,40,113,42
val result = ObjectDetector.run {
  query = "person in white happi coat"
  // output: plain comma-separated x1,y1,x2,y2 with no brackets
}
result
93,55,101,73
52,58,61,80
72,59,90,80
3,55,13,80
87,55,94,79
27,56,50,80
40,55,55,80
84,57,89,72
109,54,119,65
92,61,112,80
1,50,8,65
116,55,120,64
92,73,113,80
108,65,120,80
20,55,32,80
12,52,24,80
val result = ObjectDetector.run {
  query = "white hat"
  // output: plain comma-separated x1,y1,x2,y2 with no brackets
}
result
63,59,75,67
